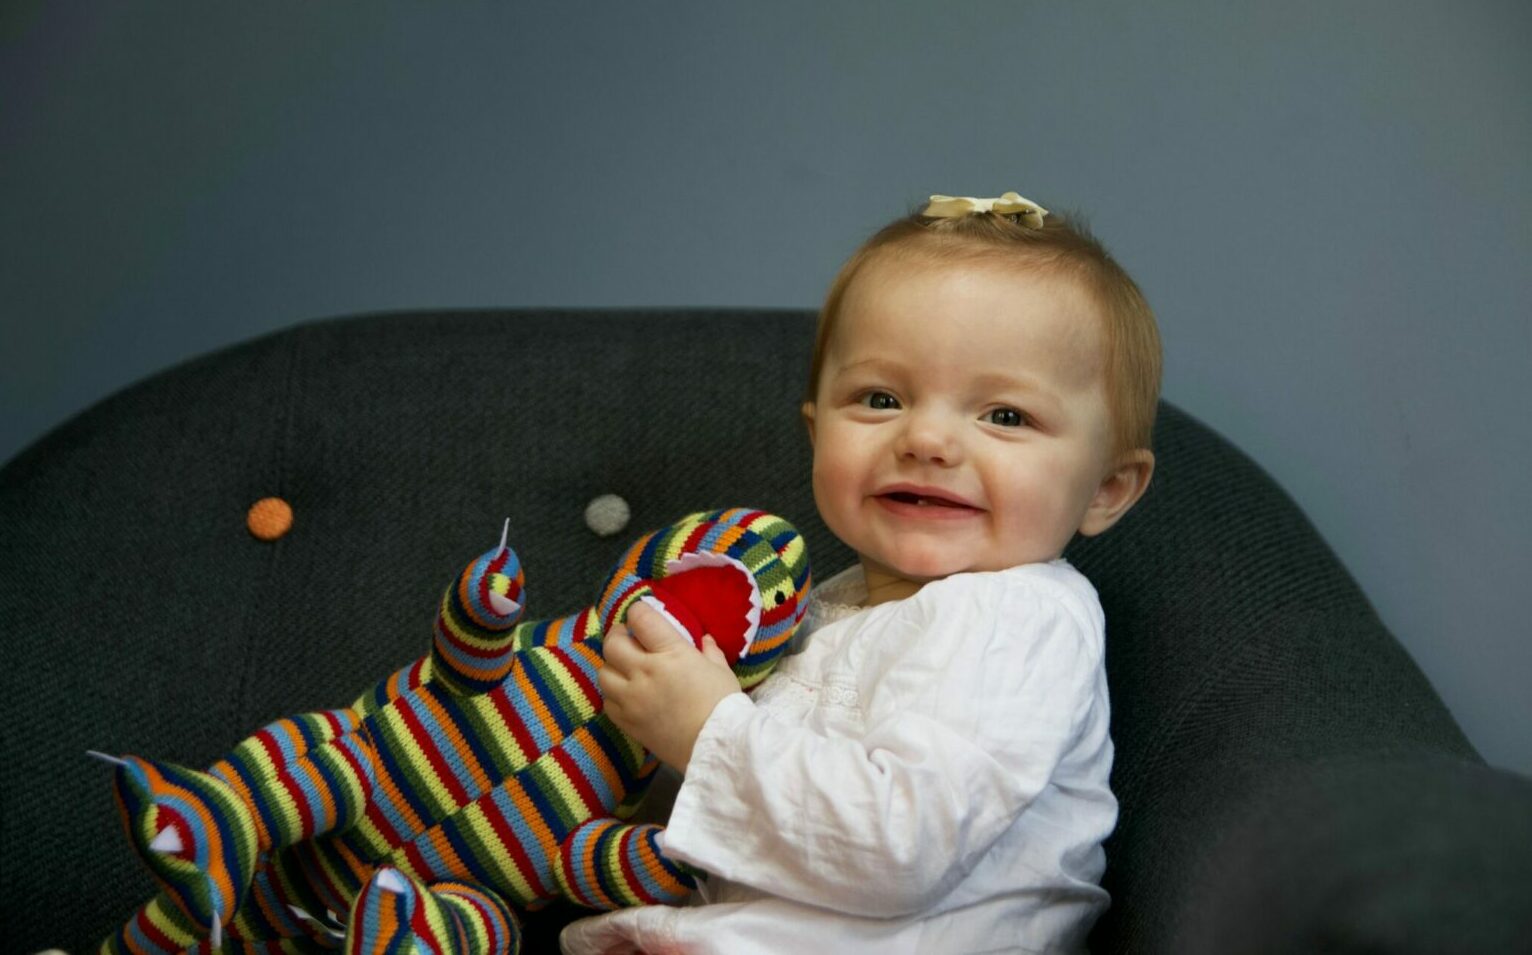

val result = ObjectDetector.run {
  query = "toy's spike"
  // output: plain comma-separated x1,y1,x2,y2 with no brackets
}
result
377,867,408,895
498,517,510,555
149,827,183,854
86,750,129,767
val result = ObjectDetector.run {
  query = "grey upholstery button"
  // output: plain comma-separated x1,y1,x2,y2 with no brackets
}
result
585,493,631,537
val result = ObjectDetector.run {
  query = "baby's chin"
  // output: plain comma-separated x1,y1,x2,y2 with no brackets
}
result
872,548,1062,584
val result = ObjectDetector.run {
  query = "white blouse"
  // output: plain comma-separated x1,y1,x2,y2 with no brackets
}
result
562,561,1117,955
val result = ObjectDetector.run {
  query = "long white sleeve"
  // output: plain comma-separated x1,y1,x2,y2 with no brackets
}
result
660,566,1104,918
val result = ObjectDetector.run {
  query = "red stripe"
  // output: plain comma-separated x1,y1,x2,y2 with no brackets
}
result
550,744,604,818
363,797,403,851
479,792,553,898
551,646,603,710
396,698,472,808
616,825,665,905
408,889,446,952
436,616,511,661
460,891,504,952
276,767,317,839
403,840,436,883
333,733,374,809
488,683,541,764
606,579,649,631
682,521,711,559
255,727,286,771
132,904,179,952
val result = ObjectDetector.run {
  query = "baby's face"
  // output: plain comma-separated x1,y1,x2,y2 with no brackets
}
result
804,252,1119,600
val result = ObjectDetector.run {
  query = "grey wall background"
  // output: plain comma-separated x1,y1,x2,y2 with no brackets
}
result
3,2,1529,774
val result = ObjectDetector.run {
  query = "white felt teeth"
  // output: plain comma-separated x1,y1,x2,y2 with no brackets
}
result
150,827,183,854
488,592,521,617
377,868,409,895
663,552,762,656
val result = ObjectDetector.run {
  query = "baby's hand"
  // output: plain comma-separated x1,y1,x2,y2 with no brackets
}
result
599,600,741,773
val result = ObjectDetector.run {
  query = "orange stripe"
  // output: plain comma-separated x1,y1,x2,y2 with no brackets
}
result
506,775,561,869
143,764,238,916
578,820,613,907
634,827,690,897
416,689,493,794
370,743,428,838
210,761,269,849
293,758,336,836
509,659,564,743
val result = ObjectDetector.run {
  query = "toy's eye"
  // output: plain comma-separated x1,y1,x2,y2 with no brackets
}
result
774,591,786,606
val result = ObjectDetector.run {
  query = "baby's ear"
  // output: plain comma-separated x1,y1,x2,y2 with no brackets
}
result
800,401,817,447
1078,449,1155,537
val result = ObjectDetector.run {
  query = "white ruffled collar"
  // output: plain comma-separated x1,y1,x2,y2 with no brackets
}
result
794,564,869,649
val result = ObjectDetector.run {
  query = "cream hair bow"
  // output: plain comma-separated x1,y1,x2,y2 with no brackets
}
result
922,191,1049,228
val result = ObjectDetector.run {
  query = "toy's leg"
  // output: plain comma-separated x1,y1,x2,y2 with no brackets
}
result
100,891,201,954
100,889,328,954
103,722,377,943
346,867,520,955
553,819,696,910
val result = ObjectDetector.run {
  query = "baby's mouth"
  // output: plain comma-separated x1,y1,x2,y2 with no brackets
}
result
881,491,969,508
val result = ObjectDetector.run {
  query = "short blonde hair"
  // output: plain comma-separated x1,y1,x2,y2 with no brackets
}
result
807,202,1162,457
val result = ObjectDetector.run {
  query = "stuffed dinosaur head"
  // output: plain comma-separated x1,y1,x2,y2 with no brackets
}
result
596,507,811,691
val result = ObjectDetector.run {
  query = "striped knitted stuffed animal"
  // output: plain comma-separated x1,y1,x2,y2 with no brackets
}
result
97,507,811,953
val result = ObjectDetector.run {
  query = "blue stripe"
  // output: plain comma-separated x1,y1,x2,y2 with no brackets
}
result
523,651,577,738
366,713,436,841
438,810,502,890
588,715,644,787
411,686,482,803
590,823,628,904
224,749,282,853
434,619,513,689
488,784,553,884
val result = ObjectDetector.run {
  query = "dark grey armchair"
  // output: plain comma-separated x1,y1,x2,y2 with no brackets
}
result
3,310,1528,953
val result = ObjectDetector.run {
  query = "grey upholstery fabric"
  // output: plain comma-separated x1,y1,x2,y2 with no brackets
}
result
2,310,1525,953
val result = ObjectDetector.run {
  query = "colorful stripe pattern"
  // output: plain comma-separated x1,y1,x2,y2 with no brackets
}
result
554,819,695,909
104,508,809,952
595,508,812,691
431,542,526,696
110,756,260,942
346,867,520,955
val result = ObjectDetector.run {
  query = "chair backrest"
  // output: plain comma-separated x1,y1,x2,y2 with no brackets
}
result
0,309,1474,952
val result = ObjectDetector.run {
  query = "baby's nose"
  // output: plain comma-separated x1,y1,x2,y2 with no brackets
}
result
897,415,961,464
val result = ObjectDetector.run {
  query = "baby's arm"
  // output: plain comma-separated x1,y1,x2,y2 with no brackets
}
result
659,578,1103,918
599,599,742,772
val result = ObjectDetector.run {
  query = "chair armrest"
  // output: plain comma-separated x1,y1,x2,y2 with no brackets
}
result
1173,754,1532,953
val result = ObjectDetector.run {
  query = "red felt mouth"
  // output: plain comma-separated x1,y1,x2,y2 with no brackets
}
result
645,563,757,664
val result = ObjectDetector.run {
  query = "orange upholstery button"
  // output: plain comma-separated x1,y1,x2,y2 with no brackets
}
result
247,497,294,541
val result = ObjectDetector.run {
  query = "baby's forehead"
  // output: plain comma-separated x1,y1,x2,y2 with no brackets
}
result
851,249,1109,373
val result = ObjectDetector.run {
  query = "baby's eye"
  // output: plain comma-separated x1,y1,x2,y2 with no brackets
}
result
859,391,901,411
984,407,1027,428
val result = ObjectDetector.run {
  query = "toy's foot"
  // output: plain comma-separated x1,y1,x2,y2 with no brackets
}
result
554,819,695,910
348,866,521,955
105,754,257,942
